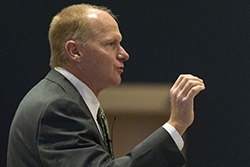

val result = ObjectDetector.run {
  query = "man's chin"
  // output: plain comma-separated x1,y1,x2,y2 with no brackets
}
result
111,78,122,87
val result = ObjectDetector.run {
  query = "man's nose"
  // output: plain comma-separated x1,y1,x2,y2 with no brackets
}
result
118,46,129,61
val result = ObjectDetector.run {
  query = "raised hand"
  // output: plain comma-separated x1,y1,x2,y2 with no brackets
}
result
167,74,205,136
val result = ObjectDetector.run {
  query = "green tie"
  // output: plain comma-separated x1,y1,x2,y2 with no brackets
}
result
97,107,113,158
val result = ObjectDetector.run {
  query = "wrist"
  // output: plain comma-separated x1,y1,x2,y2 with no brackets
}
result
167,121,188,136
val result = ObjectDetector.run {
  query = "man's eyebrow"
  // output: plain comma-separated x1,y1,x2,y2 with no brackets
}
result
105,34,122,42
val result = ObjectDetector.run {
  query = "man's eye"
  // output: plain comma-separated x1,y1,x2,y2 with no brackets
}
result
108,42,114,46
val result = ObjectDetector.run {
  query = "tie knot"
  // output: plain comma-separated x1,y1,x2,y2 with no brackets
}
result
97,107,105,120
97,107,108,133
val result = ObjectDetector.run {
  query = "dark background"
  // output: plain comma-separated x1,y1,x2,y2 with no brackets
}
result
1,0,250,166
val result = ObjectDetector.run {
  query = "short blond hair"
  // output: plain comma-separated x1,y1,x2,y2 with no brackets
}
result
48,4,116,68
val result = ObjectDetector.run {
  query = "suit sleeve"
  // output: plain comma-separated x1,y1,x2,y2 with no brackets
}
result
38,97,186,167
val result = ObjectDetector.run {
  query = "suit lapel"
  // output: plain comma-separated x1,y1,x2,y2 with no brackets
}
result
45,70,109,152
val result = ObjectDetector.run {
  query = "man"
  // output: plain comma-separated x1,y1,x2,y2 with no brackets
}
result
7,3,205,167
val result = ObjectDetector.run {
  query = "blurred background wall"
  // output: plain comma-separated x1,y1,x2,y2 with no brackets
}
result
1,0,250,166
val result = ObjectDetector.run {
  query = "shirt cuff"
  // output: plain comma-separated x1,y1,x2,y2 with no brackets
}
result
162,123,184,151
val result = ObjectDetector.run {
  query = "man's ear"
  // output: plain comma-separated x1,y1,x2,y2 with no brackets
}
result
65,40,82,62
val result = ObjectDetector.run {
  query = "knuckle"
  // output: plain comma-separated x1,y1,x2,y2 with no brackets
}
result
170,87,176,95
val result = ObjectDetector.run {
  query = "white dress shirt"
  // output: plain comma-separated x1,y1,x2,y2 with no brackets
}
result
54,67,184,150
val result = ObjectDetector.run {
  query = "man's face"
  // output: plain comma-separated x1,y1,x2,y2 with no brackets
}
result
77,10,129,93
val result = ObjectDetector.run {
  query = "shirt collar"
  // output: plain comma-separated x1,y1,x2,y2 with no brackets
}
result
54,67,100,120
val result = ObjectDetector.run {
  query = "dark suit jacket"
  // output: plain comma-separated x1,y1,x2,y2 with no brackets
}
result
7,69,186,167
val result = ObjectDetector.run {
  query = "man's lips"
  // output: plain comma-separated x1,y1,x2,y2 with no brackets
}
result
116,66,124,73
